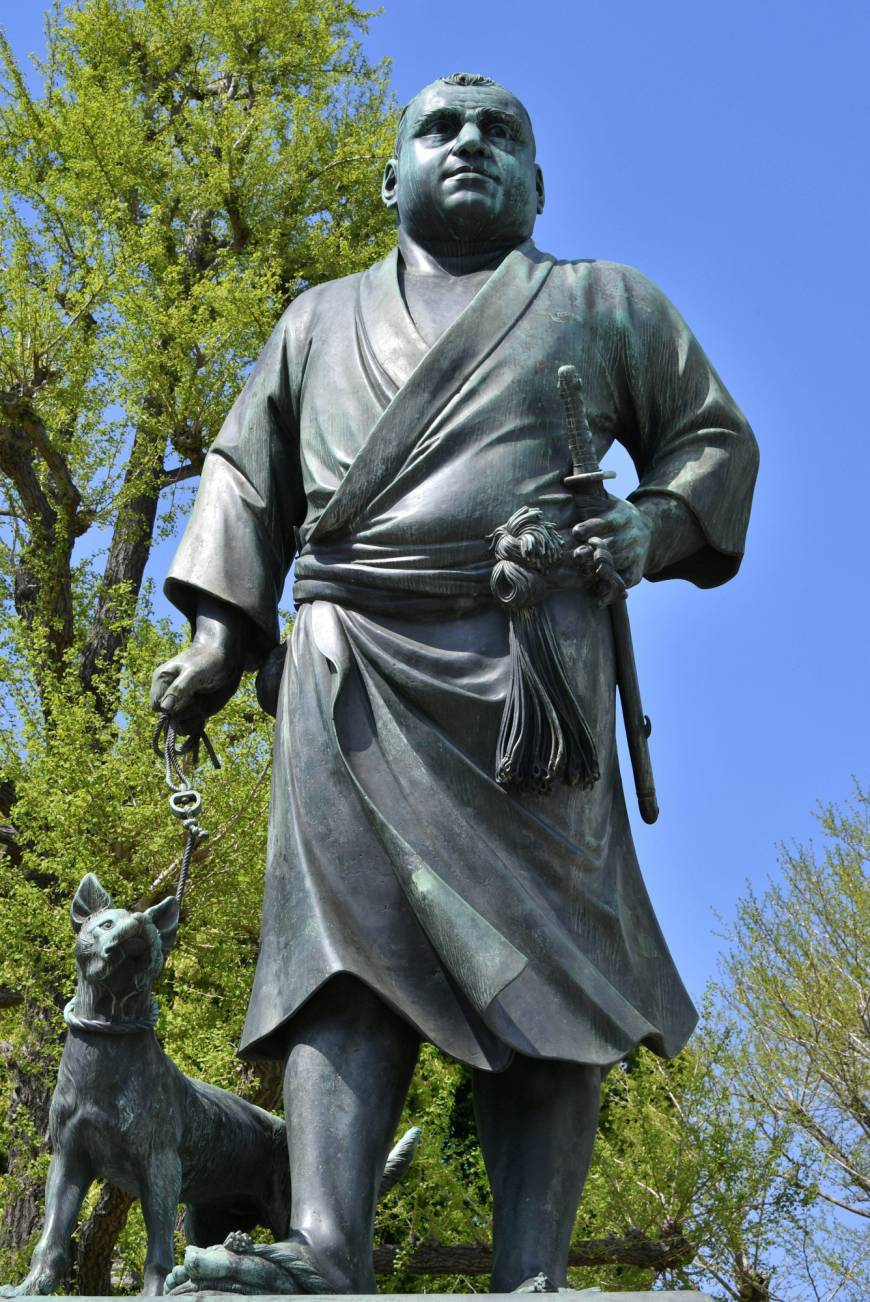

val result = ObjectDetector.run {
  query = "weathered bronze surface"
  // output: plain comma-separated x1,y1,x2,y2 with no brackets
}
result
147,73,758,1294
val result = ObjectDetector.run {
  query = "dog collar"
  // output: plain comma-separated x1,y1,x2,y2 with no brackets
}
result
63,997,159,1035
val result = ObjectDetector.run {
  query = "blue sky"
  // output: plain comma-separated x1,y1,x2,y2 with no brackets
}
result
3,2,868,1001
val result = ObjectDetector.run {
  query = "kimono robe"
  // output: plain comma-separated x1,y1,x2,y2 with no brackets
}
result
166,240,758,1071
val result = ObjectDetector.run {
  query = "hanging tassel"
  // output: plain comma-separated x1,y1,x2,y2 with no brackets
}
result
489,507,599,794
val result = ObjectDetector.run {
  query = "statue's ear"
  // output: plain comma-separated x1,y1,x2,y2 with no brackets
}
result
535,163,545,216
71,873,113,931
381,159,398,210
144,896,180,956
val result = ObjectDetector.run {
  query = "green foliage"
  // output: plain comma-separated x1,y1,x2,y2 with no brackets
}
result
376,1049,492,1293
571,1028,807,1296
0,0,397,1285
0,0,398,688
715,790,870,1297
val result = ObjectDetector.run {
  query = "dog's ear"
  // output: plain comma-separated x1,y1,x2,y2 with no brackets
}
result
72,873,113,932
144,896,180,956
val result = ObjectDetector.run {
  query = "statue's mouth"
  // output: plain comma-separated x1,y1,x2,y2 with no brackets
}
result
445,165,496,183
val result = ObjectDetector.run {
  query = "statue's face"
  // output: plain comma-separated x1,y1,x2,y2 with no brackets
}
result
382,82,544,247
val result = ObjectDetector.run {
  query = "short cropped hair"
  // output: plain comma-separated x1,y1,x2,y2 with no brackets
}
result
394,73,534,157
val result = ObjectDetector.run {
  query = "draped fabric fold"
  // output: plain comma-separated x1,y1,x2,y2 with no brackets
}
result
165,242,758,1069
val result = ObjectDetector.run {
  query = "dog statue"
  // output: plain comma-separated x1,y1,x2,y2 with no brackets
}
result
1,873,418,1297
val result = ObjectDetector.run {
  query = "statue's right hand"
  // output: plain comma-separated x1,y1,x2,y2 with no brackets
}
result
150,643,243,732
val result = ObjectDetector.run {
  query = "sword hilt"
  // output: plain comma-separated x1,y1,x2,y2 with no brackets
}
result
557,365,615,495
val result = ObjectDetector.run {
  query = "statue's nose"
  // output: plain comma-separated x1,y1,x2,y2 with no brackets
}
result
453,122,489,157
106,917,149,958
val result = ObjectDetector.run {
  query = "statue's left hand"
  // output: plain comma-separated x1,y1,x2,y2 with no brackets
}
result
572,495,652,589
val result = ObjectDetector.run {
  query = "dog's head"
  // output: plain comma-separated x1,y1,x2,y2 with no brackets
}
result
71,873,179,1000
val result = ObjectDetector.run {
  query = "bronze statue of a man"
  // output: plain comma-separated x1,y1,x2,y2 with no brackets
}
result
152,73,758,1293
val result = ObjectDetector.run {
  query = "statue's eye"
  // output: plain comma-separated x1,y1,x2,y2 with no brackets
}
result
100,920,113,930
421,114,458,139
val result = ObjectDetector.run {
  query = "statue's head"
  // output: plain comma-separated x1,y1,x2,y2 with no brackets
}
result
382,73,544,250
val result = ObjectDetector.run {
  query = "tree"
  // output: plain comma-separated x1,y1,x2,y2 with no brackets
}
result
0,0,396,1284
716,790,870,1298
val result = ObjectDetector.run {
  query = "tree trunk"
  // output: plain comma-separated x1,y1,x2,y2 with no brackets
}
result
79,425,166,716
73,1183,134,1296
0,1002,60,1273
0,409,77,673
735,1249,771,1302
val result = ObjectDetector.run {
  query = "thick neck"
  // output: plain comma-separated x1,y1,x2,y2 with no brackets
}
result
397,227,520,276
71,971,155,1026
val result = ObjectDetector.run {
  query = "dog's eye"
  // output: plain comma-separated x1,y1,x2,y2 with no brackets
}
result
99,920,113,930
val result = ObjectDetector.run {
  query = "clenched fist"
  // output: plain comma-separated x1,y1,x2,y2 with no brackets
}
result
150,598,247,733
572,495,653,590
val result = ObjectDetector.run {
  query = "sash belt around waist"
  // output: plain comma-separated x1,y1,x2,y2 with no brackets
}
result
290,514,599,796
292,566,586,620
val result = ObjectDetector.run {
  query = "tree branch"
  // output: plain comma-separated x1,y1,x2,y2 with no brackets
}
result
0,408,57,532
160,461,201,489
371,1226,695,1276
0,985,23,1009
0,820,20,866
305,153,378,186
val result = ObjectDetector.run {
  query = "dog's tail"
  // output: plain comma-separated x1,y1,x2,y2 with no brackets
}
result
378,1125,422,1197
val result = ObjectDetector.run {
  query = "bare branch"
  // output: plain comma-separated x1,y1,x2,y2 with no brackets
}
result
813,1186,870,1220
160,462,200,489
306,153,378,187
38,282,105,367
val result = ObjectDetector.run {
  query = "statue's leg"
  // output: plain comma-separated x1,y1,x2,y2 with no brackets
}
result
1,1150,92,1297
282,974,420,1292
473,1055,602,1292
140,1150,183,1296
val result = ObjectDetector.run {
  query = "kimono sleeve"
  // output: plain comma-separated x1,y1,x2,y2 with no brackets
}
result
616,268,759,588
165,307,306,664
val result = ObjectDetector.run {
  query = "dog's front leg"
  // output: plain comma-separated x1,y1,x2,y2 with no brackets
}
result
139,1151,182,1297
1,1151,92,1296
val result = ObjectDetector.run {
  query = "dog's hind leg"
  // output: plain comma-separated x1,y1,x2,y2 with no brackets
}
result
139,1150,182,1297
2,1151,92,1296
